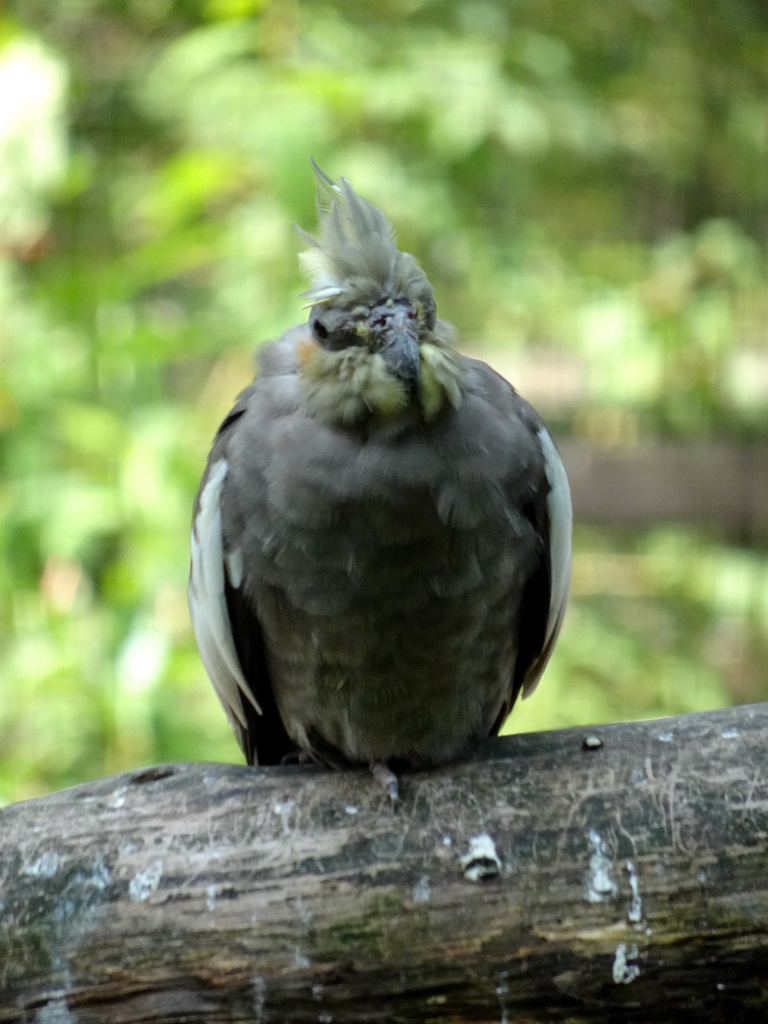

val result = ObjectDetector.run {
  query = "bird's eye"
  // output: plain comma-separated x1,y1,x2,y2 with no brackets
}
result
407,310,416,320
313,320,329,341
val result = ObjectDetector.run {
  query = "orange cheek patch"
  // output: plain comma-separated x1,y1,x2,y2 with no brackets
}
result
296,331,319,368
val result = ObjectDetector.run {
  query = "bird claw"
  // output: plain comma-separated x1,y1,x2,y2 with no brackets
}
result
370,762,400,805
280,749,313,766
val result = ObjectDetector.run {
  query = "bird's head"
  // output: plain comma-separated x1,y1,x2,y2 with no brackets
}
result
296,163,464,424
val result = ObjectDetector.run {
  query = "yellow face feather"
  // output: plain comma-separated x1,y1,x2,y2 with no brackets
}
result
300,345,410,423
418,342,465,422
298,332,464,424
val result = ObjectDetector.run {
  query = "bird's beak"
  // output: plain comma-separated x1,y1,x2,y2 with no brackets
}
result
375,305,420,394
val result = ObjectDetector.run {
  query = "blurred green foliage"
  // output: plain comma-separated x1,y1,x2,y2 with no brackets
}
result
2,0,768,803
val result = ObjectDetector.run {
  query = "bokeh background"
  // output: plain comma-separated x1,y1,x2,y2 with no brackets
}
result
3,0,768,805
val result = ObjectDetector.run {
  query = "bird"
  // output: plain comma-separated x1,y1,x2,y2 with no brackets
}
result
189,163,572,799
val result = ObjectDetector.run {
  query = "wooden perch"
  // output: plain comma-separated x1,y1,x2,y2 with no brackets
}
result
561,439,768,540
2,704,768,1023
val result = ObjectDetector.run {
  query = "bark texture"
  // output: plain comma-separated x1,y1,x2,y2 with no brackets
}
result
2,704,768,1023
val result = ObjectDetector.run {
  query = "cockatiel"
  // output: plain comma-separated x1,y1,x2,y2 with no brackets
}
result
189,164,572,796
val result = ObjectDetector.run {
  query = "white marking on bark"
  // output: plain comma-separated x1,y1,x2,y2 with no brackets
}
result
23,851,60,877
128,859,163,902
412,876,431,903
585,828,618,902
87,856,112,890
626,860,643,923
657,731,674,742
460,833,502,881
206,885,217,911
251,976,267,1022
296,896,314,927
630,766,647,787
721,726,740,739
612,942,640,984
34,997,76,1023
41,856,111,990
495,971,510,1024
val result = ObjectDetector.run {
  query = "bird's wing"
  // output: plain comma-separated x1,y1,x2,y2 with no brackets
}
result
188,388,296,766
515,421,572,700
462,361,572,727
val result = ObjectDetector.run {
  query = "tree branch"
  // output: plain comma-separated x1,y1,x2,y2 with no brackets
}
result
2,704,768,1022
561,439,768,540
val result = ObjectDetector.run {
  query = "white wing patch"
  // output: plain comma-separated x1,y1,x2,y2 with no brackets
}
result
225,547,243,589
522,427,573,698
189,459,262,729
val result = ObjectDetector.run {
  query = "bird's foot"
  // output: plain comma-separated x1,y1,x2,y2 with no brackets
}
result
280,749,314,766
370,761,400,806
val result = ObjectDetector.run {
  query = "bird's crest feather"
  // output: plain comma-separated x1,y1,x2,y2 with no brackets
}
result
300,162,431,308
